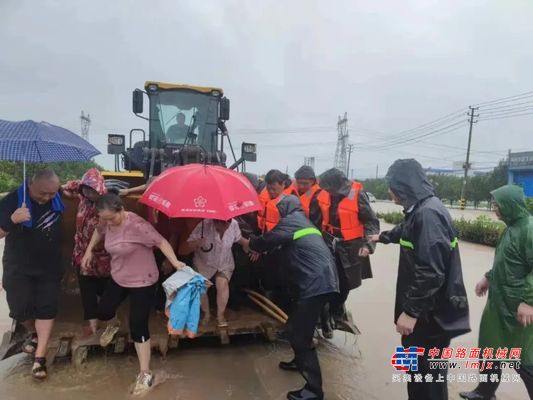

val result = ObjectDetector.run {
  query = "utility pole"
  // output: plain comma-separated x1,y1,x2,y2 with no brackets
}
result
346,144,354,177
80,111,91,141
507,149,513,186
376,164,379,179
460,106,479,209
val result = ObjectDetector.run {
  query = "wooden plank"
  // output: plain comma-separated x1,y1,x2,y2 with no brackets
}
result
49,293,284,346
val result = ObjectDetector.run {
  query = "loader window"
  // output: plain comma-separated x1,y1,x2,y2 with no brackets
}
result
148,90,218,151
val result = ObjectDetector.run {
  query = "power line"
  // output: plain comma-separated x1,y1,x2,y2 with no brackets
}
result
259,140,337,147
354,110,467,147
472,90,533,107
477,100,533,112
478,110,533,121
355,146,465,163
348,127,498,156
356,120,468,151
235,108,468,144
403,141,507,157
231,126,332,135
479,105,533,116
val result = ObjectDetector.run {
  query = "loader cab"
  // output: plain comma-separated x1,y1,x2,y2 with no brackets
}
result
110,81,243,179
143,82,225,152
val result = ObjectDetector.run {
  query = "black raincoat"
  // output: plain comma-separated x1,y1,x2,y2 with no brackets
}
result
318,168,380,290
250,196,339,300
380,159,470,338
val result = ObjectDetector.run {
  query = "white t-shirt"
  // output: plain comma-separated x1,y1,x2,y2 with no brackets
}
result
188,219,242,280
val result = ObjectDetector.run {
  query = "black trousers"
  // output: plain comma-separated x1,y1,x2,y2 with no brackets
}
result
286,294,330,396
3,271,61,321
473,361,533,399
97,279,157,343
78,275,109,321
329,260,350,318
402,328,451,400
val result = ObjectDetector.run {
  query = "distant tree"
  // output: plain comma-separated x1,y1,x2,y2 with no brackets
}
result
360,178,389,200
468,174,491,208
465,159,509,209
428,175,462,206
0,161,102,192
487,159,509,191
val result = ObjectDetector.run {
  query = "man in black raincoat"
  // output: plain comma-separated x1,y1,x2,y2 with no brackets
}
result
248,195,339,400
370,159,470,400
316,168,380,336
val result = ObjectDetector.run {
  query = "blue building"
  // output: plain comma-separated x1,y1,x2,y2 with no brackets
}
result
508,151,533,197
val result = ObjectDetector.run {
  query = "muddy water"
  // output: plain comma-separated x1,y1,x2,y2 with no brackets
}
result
0,229,528,399
0,333,365,400
372,201,500,222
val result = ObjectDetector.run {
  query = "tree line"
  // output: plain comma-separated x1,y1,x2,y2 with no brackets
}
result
0,161,101,193
361,160,511,207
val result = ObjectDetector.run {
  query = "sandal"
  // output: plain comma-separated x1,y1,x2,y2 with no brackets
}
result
217,318,228,328
22,332,38,354
32,357,47,380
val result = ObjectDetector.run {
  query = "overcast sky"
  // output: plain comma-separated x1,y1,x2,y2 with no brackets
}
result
2,0,533,178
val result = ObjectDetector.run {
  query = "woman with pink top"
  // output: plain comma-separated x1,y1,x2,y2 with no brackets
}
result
82,193,185,396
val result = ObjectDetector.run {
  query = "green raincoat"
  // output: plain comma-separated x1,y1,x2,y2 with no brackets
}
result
479,185,533,366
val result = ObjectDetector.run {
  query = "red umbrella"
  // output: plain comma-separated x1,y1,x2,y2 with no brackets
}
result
139,164,261,220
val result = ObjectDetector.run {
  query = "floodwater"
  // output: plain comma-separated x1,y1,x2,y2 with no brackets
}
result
0,223,528,400
372,200,500,222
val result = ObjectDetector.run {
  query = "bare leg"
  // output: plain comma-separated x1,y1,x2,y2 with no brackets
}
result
200,293,211,319
134,340,151,373
88,319,98,334
34,319,54,358
215,275,229,322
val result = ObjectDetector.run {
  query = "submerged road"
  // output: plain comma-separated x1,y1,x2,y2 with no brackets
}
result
0,219,527,399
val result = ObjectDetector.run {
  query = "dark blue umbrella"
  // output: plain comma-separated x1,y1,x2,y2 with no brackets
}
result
0,119,101,201
0,119,100,162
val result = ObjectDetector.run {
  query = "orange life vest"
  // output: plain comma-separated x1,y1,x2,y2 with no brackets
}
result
297,184,321,218
257,186,293,233
264,194,287,232
257,188,270,232
317,181,364,241
282,185,296,196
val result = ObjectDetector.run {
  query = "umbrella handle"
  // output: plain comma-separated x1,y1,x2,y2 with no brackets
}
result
23,159,26,204
199,220,212,252
201,243,213,253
